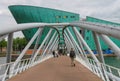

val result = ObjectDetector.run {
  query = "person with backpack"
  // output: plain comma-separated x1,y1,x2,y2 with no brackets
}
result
52,50,55,58
55,50,59,57
70,48,76,67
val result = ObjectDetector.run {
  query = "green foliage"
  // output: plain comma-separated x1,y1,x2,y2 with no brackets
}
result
0,39,7,47
0,37,28,53
13,37,28,51
0,39,7,52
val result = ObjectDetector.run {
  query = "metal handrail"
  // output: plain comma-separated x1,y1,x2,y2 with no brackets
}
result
76,56,120,81
0,54,52,81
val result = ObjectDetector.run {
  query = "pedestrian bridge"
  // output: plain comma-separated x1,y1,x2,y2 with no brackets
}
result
1,5,120,81
1,20,120,81
7,56,102,81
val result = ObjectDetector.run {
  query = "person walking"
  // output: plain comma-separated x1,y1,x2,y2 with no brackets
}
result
52,50,55,58
70,48,76,67
55,50,59,57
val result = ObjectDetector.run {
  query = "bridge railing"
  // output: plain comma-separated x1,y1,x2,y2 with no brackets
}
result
102,63,120,81
0,54,52,81
84,57,120,81
76,56,120,81
76,55,107,80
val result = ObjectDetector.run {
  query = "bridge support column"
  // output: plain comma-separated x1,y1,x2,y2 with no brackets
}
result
6,33,13,63
10,28,42,77
47,37,58,54
50,39,59,53
64,32,82,60
6,33,13,77
40,32,57,58
31,29,52,63
31,28,43,59
64,32,79,55
92,32,105,63
72,27,87,58
64,34,71,52
73,27,99,62
100,34,120,57
73,27,109,80
66,28,84,56
64,30,83,57
93,33,109,81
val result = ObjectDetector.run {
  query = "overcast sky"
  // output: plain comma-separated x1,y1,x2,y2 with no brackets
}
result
0,0,120,38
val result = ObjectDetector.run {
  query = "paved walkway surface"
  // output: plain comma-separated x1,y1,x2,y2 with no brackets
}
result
7,56,103,81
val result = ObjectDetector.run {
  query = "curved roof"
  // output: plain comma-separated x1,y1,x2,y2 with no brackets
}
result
9,5,80,45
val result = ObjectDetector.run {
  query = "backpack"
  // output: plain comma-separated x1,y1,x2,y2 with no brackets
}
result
70,51,76,58
52,51,55,55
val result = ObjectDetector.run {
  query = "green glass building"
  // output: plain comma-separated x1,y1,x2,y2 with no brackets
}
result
9,5,80,50
9,5,120,53
85,16,120,53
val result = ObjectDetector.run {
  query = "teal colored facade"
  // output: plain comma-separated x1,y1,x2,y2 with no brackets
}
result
8,5,120,53
86,16,120,52
9,5,80,49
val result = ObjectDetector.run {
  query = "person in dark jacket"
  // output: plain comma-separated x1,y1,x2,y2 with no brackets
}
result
70,48,76,67
52,50,55,58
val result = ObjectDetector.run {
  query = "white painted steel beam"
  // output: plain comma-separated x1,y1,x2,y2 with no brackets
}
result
72,27,87,58
10,28,42,77
66,28,85,56
31,28,43,59
70,21,120,39
92,32,105,63
73,27,99,63
100,34,120,57
64,33,80,56
37,32,58,62
51,39,59,52
14,28,42,63
31,29,52,63
66,28,82,54
2,21,120,40
40,32,52,55
64,33,75,52
47,37,58,54
52,40,58,51
64,35,74,55
107,72,120,81
64,31,82,56
6,33,13,63
41,32,57,57
0,34,8,41
0,23,69,35
64,35,71,52
73,27,107,80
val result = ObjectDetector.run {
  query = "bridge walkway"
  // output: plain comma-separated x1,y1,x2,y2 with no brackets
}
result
7,56,103,81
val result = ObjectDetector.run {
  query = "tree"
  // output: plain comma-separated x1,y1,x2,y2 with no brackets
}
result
0,39,7,52
13,37,28,52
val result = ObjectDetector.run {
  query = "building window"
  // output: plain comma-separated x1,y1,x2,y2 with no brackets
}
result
63,16,68,18
28,31,31,33
86,37,89,40
56,16,61,18
56,16,59,18
71,16,75,18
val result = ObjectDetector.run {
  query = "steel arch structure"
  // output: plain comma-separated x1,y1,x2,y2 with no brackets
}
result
1,6,120,81
0,21,120,81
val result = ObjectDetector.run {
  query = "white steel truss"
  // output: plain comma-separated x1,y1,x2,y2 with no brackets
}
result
0,21,120,81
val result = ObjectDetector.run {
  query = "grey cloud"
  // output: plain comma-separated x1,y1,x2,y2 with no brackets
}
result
0,0,120,38
0,0,120,28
